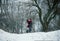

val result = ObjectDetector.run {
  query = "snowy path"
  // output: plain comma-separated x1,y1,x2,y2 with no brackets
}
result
0,29,60,41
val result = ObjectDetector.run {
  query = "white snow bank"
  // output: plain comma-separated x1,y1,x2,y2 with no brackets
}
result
0,29,60,41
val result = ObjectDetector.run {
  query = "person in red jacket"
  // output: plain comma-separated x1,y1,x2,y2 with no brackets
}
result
26,18,32,33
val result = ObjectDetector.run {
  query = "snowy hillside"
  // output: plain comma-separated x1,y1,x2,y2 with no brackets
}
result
0,29,60,41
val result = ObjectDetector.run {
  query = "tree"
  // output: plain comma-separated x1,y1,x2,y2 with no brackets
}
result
0,0,8,30
0,0,16,33
29,0,60,32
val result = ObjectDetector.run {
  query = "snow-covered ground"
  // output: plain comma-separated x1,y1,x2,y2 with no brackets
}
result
0,29,60,41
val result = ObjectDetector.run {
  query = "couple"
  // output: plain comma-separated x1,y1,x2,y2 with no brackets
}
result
26,18,32,33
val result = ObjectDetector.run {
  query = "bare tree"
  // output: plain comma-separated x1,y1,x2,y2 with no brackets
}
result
29,0,60,32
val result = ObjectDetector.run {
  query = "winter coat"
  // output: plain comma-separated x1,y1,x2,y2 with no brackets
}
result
27,19,32,28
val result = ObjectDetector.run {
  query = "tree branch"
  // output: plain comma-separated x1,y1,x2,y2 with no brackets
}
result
48,10,56,24
43,0,59,23
47,0,51,9
52,0,59,9
33,0,44,26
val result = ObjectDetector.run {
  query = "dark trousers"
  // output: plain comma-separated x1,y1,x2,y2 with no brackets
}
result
29,27,31,32
26,27,32,33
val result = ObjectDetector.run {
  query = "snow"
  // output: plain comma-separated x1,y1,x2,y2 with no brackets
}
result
14,0,31,3
0,29,60,41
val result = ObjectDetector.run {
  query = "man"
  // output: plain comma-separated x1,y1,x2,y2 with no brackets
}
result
26,18,32,33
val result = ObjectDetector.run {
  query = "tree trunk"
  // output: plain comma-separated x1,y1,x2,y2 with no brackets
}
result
42,23,48,32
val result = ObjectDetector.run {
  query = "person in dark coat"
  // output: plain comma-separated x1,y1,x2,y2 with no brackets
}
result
26,18,32,33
